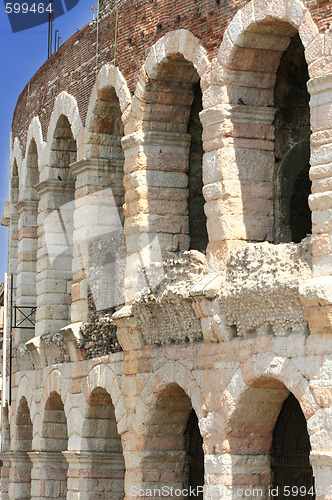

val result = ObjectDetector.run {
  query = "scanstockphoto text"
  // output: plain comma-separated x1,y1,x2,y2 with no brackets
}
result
129,485,332,497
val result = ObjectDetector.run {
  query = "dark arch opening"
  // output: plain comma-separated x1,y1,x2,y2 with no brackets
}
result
26,139,39,199
188,83,207,253
271,393,315,499
274,33,311,243
184,409,204,499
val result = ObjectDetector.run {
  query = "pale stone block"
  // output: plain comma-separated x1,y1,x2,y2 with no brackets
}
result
226,10,243,47
240,1,255,32
192,44,210,78
299,10,319,49
306,34,325,65
309,191,332,211
310,144,332,167
217,31,235,68
164,30,180,58
144,46,158,80
154,37,167,66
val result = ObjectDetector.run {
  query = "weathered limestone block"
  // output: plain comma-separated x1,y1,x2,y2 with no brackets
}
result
114,251,206,348
193,240,313,340
220,240,312,336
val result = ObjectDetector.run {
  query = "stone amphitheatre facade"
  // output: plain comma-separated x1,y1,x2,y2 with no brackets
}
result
1,0,332,498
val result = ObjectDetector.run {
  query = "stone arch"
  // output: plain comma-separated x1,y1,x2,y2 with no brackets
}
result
25,116,43,164
16,128,41,343
66,363,126,499
36,370,71,499
85,63,131,136
10,138,23,204
85,363,128,429
202,0,318,263
40,368,72,433
11,375,36,445
127,362,205,497
8,139,23,326
72,64,130,321
138,361,204,419
123,31,210,290
210,356,319,499
9,394,34,500
35,97,79,335
218,0,318,69
46,91,83,166
143,30,209,83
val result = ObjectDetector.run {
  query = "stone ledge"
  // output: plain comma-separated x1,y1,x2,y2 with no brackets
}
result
15,323,84,372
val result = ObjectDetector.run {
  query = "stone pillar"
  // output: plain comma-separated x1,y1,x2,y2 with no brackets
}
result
64,451,125,500
302,74,332,334
200,104,275,268
122,131,191,301
8,451,33,499
29,451,68,499
0,453,11,500
70,158,125,323
35,180,75,336
15,200,38,345
311,452,332,500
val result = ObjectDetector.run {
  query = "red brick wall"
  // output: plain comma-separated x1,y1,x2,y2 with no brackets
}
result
11,0,332,153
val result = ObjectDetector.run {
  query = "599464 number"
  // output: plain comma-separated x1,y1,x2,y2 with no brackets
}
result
5,3,53,14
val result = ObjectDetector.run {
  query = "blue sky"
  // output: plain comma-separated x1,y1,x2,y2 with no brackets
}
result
0,0,94,281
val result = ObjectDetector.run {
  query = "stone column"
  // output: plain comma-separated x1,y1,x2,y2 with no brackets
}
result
0,452,11,500
122,131,191,301
7,451,33,499
311,452,332,500
15,200,38,345
200,104,275,268
70,159,125,323
35,180,75,336
28,451,68,499
302,74,332,334
64,451,125,500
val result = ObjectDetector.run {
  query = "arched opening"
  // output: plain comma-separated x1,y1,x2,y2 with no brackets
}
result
25,139,39,200
70,387,125,498
82,87,126,316
11,159,19,205
274,34,311,243
188,83,207,253
9,159,20,336
36,115,77,333
135,384,204,496
184,409,204,499
15,396,33,451
49,114,77,181
127,54,207,260
9,397,33,499
41,392,68,498
16,139,39,344
83,387,122,452
48,115,76,321
214,15,313,259
272,393,315,499
224,379,314,499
